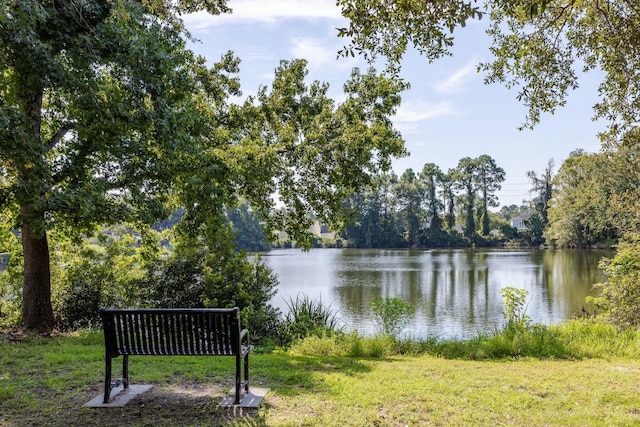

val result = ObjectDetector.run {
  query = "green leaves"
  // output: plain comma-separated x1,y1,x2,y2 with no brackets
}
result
230,61,407,248
336,0,483,73
500,287,531,331
0,0,244,330
369,296,415,337
482,0,640,134
2,0,414,330
591,235,640,328
545,130,640,247
336,1,640,138
450,155,504,239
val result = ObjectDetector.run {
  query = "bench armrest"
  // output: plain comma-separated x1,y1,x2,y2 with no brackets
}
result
240,329,250,357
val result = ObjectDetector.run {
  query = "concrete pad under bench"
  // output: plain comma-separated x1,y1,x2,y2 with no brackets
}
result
220,387,269,408
84,384,154,408
85,385,268,408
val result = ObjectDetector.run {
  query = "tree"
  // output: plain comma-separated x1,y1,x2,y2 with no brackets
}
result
527,159,554,225
440,170,457,232
482,1,640,136
337,1,640,139
1,0,235,331
375,172,402,247
453,157,478,242
345,172,402,248
524,211,546,246
344,191,371,247
600,130,640,237
591,235,640,328
419,163,444,238
1,3,408,331
232,61,408,246
545,151,613,247
474,155,505,236
394,169,424,246
497,204,529,222
225,202,270,252
546,133,640,247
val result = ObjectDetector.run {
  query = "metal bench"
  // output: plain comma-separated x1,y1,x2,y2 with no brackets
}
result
100,307,249,405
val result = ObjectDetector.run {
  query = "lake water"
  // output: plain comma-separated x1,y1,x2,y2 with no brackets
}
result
263,248,611,339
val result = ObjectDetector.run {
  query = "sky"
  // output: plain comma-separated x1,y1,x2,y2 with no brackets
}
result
183,0,606,209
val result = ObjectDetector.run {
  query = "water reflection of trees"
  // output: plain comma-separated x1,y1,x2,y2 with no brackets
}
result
334,249,499,337
530,250,610,321
270,248,611,339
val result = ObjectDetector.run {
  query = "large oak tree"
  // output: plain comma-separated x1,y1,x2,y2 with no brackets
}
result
2,0,225,330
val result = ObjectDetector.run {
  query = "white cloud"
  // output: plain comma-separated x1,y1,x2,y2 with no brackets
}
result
394,100,455,123
184,0,342,30
435,59,479,94
290,37,333,67
394,122,421,135
290,37,359,72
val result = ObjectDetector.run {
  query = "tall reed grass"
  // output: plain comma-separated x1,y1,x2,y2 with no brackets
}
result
279,294,341,345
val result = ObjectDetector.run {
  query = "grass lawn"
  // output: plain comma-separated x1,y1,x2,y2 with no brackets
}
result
1,331,639,426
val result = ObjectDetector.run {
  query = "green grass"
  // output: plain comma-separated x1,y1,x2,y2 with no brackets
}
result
1,322,640,426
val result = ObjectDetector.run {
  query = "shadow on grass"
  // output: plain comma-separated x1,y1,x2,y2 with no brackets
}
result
0,333,373,427
75,355,372,426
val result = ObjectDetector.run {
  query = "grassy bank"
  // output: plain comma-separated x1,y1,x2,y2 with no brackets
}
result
1,324,640,426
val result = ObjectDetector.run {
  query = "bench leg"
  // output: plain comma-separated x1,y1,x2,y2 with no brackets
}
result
122,355,129,390
103,356,112,404
244,352,249,394
235,355,241,404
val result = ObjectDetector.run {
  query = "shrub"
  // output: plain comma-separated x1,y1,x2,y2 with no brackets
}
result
140,225,281,344
590,235,640,328
500,287,531,330
555,319,640,358
140,252,205,309
279,294,341,345
349,333,395,358
52,232,147,330
475,324,566,359
288,334,349,357
288,332,396,358
369,297,415,337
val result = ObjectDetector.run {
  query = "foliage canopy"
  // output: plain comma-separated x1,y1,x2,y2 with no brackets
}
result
0,0,407,331
337,0,640,137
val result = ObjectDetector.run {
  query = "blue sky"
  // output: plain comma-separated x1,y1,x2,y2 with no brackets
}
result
183,0,606,209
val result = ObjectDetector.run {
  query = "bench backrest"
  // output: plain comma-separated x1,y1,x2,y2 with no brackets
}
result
100,308,242,357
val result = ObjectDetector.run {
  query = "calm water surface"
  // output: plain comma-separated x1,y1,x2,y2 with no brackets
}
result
263,248,610,339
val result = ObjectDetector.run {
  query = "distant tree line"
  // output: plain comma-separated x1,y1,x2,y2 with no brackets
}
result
225,154,571,250
342,155,508,248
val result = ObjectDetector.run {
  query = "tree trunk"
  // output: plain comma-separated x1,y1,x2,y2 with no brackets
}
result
21,211,54,332
481,192,490,236
15,59,54,331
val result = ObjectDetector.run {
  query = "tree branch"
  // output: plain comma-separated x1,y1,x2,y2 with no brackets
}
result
47,122,75,151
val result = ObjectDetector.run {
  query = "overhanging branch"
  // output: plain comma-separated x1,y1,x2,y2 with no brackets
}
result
47,122,75,150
